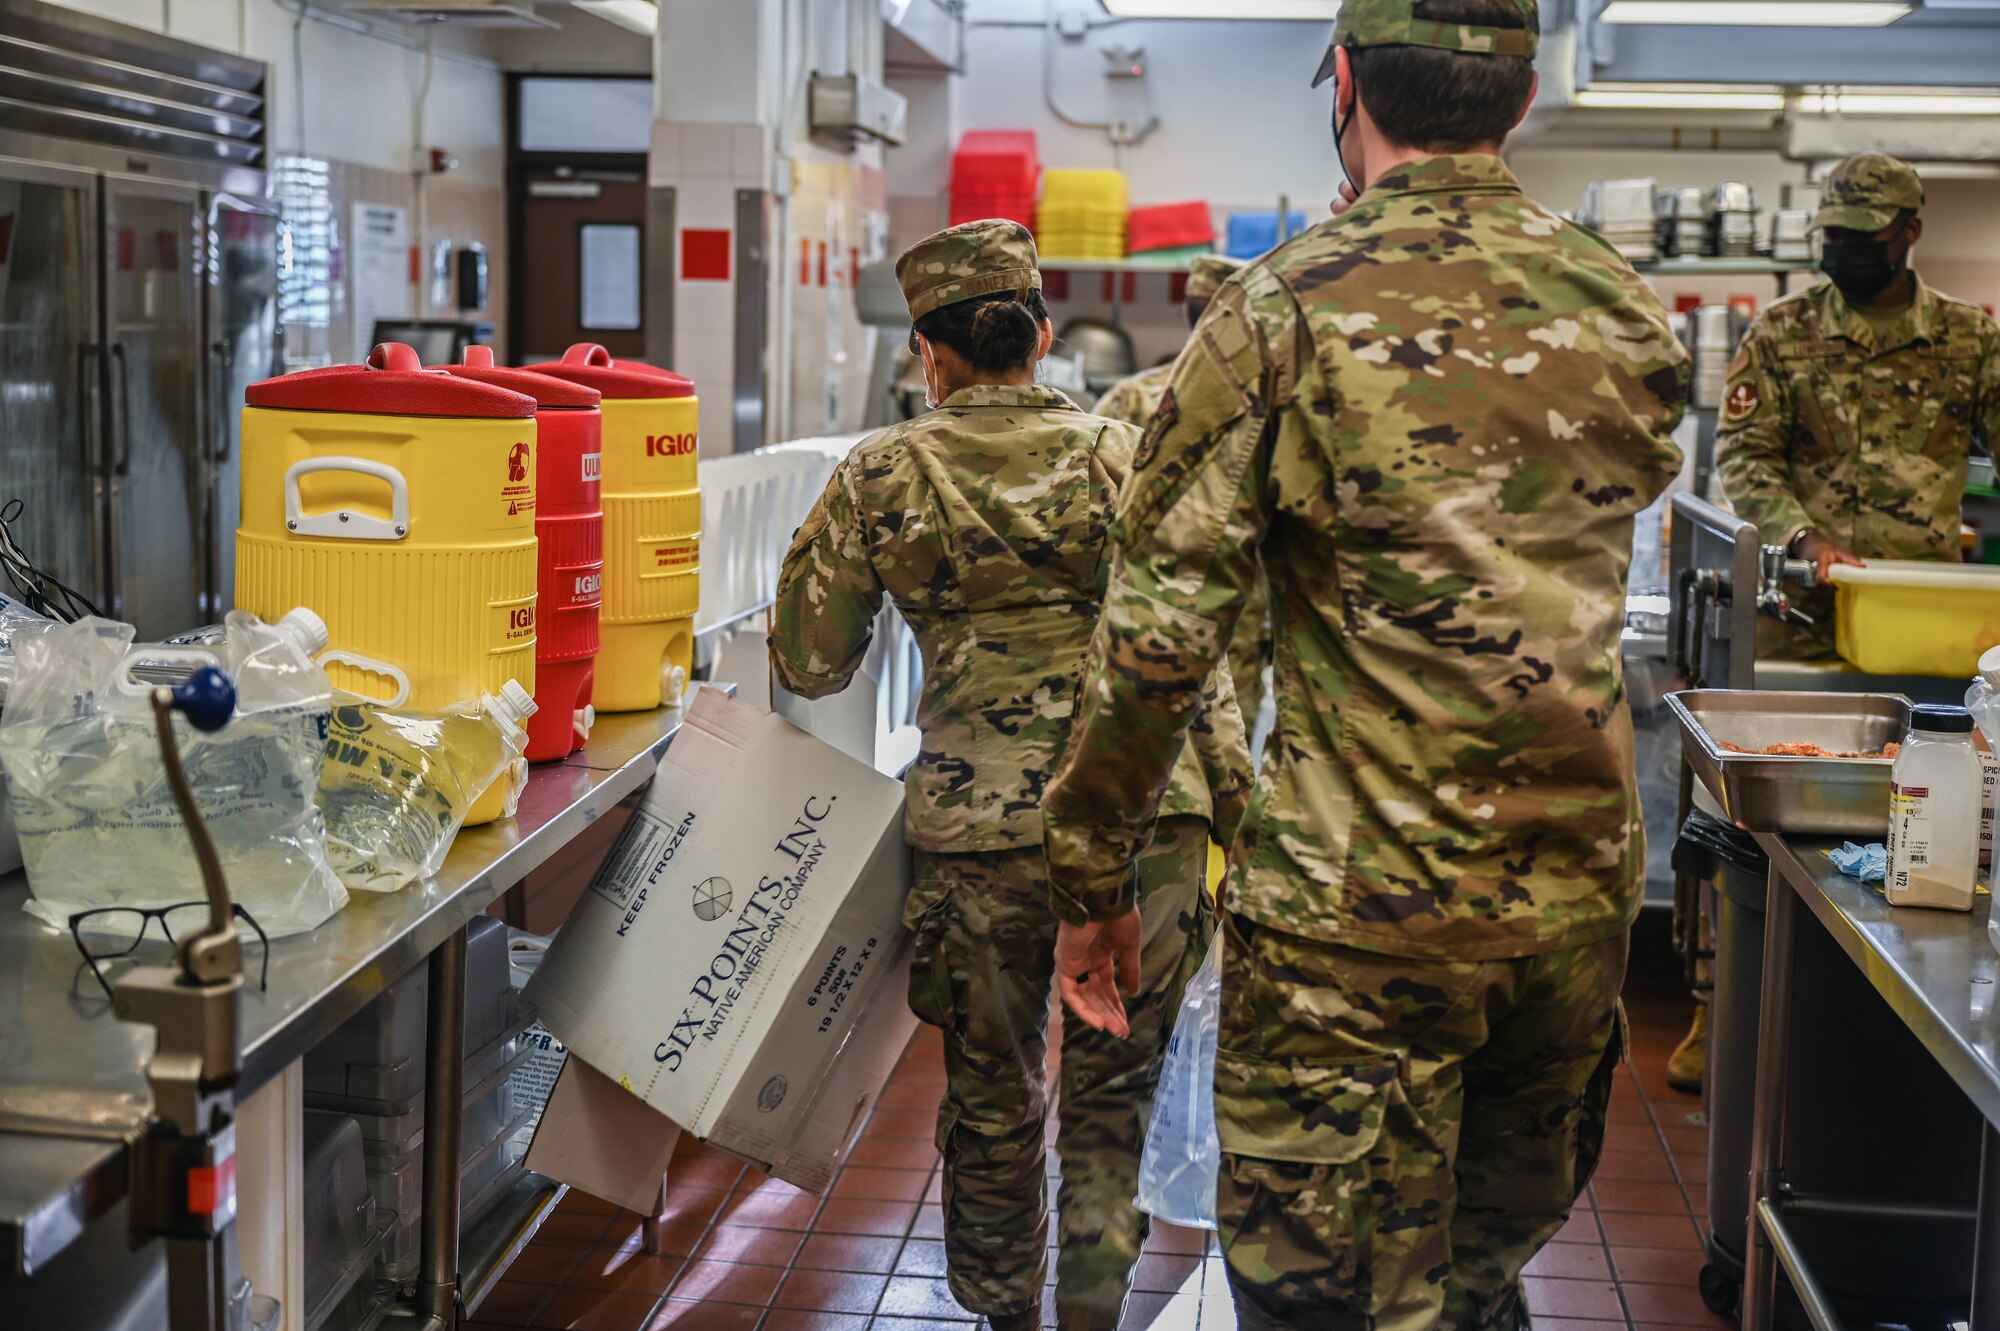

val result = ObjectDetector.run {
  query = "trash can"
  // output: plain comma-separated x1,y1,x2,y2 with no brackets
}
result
1684,809,1981,1321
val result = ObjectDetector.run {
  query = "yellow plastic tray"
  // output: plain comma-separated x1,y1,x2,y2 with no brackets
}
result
1829,559,2000,677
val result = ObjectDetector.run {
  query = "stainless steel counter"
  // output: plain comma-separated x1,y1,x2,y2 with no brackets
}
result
1740,832,2000,1328
1754,834,2000,1126
0,703,687,1277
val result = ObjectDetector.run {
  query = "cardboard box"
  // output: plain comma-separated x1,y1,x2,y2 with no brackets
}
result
524,1054,682,1216
525,688,918,1192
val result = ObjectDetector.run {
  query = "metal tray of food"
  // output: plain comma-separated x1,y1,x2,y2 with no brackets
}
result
1666,689,1910,836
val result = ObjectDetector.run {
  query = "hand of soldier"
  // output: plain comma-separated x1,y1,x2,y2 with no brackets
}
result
1055,911,1142,1039
1795,529,1865,582
1330,180,1360,217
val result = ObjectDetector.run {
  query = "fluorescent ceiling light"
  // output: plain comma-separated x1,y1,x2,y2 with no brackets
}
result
574,0,657,35
1798,91,2000,115
1100,1,1340,17
1575,84,1786,110
1600,2,1909,24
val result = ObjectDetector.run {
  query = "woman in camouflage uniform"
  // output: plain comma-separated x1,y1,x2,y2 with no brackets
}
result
771,219,1250,1331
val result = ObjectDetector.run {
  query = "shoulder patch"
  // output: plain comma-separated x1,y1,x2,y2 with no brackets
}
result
1724,379,1760,422
1133,387,1178,471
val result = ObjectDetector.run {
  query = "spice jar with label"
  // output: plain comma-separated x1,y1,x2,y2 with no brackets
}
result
1887,703,1982,912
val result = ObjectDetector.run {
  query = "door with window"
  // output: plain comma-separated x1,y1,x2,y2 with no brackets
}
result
518,172,645,362
509,75,652,364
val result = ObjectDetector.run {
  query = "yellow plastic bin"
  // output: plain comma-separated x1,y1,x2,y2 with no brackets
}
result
237,342,539,825
523,344,699,712
1829,560,2000,678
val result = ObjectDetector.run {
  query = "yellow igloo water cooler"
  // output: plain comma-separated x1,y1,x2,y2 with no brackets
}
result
525,344,699,711
236,342,540,825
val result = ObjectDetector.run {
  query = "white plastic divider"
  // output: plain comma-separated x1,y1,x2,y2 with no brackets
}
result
697,436,924,776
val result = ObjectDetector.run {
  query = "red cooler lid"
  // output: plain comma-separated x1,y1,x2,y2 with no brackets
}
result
523,343,695,400
245,343,536,418
438,345,601,409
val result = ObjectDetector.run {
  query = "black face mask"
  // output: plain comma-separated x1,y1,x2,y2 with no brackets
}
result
1819,234,1901,301
1331,76,1357,200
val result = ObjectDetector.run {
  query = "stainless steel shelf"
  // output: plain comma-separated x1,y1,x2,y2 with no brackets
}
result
1039,256,1198,274
1634,256,1818,277
0,702,690,1276
461,1172,567,1313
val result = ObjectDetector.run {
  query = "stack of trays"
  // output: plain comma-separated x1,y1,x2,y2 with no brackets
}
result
1037,169,1129,260
1709,181,1759,258
1656,187,1710,257
301,1112,396,1331
303,917,534,1282
1771,209,1817,262
1582,178,1660,262
950,130,1040,229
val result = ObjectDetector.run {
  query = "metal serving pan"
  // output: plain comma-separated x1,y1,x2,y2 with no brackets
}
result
1667,689,1909,836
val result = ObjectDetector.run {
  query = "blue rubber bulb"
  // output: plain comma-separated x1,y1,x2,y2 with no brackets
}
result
172,667,236,733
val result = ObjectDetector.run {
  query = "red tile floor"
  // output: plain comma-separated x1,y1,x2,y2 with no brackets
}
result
465,940,1728,1331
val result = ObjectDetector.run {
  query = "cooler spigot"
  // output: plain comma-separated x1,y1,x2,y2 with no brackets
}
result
1757,544,1819,628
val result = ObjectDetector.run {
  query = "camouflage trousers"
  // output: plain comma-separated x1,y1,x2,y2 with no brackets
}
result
907,816,1210,1328
1213,913,1628,1331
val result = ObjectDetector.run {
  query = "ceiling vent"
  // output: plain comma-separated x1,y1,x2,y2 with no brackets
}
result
0,0,266,167
346,0,556,28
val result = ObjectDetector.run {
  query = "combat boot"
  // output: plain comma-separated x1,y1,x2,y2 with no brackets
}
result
1667,1000,1708,1094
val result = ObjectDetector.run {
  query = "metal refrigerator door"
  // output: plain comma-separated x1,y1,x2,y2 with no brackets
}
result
0,160,103,610
102,177,203,638
203,194,280,621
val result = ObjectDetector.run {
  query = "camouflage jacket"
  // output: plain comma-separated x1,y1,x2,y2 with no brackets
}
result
1093,365,1173,430
1716,275,2000,562
1043,154,1690,960
771,383,1251,855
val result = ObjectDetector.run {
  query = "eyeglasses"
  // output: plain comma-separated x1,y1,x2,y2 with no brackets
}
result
68,903,271,1001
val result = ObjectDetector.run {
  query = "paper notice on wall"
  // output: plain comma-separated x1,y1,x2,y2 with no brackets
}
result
579,223,641,331
350,202,410,362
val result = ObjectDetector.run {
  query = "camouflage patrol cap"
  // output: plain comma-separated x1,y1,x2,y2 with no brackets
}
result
1186,254,1244,305
1814,153,1924,234
1314,0,1539,86
896,220,1043,322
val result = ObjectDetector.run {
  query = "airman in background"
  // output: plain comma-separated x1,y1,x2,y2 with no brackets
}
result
1096,254,1276,738
771,219,1251,1331
1718,153,2000,648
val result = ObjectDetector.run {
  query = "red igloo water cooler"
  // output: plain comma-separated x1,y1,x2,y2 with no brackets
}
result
442,346,604,761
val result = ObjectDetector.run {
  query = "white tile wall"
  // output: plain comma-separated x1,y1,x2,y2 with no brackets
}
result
682,123,736,179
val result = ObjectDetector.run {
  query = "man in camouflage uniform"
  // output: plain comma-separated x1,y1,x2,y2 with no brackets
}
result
1094,254,1245,426
1043,2,1689,1325
1097,253,1277,742
1718,153,2000,655
1682,159,2000,1092
771,219,1252,1331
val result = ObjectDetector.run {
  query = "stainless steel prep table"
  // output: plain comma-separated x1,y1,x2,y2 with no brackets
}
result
0,703,687,1302
1742,831,2000,1328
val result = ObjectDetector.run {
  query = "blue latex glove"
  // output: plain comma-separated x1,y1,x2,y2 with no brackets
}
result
1828,841,1887,883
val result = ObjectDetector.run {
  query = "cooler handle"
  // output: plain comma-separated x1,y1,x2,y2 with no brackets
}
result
561,343,614,368
284,457,410,541
316,650,411,708
117,646,222,697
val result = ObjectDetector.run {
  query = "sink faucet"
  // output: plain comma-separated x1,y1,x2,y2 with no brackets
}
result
1757,544,1819,626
